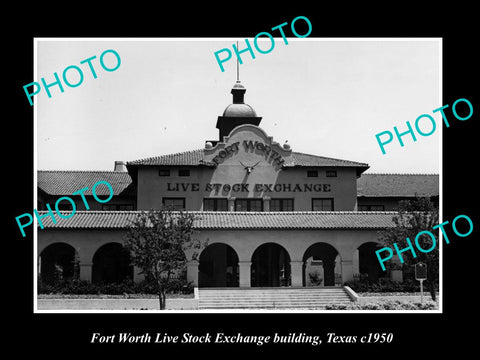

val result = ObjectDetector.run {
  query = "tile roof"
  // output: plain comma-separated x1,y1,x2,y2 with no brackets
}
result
286,152,369,168
357,173,439,197
127,149,205,166
36,211,397,230
38,171,133,196
126,149,369,168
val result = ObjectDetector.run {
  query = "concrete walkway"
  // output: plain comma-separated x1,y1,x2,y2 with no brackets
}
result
37,298,197,311
358,295,438,304
36,291,438,311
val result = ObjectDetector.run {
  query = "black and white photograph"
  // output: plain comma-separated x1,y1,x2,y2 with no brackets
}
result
33,38,442,314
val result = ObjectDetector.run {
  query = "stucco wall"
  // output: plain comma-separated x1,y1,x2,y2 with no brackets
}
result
192,229,382,263
39,194,136,211
136,125,359,211
39,229,128,264
38,227,384,284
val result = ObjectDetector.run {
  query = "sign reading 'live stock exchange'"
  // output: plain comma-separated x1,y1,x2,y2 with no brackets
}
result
167,183,331,193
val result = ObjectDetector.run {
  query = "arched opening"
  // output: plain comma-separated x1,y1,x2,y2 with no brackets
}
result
357,242,384,282
198,243,239,287
303,243,341,287
92,243,133,284
251,243,291,287
39,243,78,284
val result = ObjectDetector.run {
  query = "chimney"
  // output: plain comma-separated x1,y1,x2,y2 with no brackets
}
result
114,161,127,172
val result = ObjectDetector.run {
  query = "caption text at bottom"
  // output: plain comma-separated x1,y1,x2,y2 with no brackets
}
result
90,332,393,346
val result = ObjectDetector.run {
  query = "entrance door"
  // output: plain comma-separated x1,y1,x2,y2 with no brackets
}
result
251,243,291,287
198,243,239,287
303,242,340,287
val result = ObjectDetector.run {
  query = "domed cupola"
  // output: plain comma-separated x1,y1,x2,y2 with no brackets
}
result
216,80,262,141
222,81,258,117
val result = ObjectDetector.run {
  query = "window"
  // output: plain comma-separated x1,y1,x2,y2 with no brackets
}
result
162,197,185,210
312,198,334,211
159,169,170,176
326,170,337,177
178,169,190,177
270,198,294,211
307,170,318,177
204,198,228,211
358,205,385,211
102,204,135,210
235,199,263,212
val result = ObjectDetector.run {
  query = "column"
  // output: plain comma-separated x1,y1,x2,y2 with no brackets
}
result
341,260,354,284
352,249,360,279
239,261,251,288
317,261,324,286
263,196,271,212
334,255,342,285
186,260,199,287
79,262,92,282
290,261,304,287
390,255,403,282
133,266,144,283
228,197,236,212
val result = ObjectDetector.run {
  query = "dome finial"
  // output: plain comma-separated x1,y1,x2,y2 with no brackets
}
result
231,79,246,104
236,40,240,82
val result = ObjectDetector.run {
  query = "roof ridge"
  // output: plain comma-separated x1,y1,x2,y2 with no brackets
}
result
291,151,369,166
362,173,439,176
35,210,401,215
38,170,127,173
127,148,204,165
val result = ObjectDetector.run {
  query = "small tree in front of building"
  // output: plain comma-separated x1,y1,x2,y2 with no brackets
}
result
378,197,439,300
124,207,205,310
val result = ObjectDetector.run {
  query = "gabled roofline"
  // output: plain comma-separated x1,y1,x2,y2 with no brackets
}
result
126,148,370,172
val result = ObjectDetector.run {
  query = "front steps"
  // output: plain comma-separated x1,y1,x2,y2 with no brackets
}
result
197,287,354,310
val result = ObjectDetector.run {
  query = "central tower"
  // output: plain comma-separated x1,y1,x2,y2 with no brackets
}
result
215,80,263,141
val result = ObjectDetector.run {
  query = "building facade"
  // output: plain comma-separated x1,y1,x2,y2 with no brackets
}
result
37,81,439,288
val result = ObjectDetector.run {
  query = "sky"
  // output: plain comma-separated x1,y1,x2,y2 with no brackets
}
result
35,38,441,174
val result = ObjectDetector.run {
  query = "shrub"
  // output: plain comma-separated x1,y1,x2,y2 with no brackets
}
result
38,277,194,295
324,304,348,310
59,280,99,294
344,278,427,293
324,300,437,310
38,279,98,294
308,272,323,286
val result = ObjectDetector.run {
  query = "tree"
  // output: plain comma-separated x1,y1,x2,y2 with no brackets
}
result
124,208,205,310
379,197,439,300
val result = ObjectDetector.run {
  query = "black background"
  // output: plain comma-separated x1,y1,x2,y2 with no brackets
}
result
6,5,479,356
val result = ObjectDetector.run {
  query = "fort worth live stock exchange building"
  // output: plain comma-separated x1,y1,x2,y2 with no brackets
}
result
36,80,438,307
